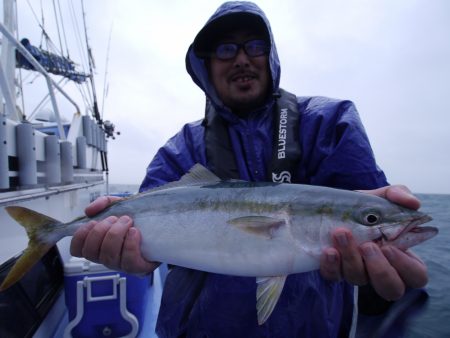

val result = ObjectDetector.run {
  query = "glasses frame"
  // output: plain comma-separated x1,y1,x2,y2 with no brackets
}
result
213,39,270,60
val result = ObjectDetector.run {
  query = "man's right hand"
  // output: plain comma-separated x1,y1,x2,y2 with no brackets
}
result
70,196,158,275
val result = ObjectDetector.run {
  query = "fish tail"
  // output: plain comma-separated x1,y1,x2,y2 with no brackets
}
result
0,206,61,291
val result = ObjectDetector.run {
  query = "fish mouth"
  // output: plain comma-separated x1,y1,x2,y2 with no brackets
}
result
378,214,435,243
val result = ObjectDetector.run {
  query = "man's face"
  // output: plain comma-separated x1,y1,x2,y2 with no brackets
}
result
209,30,271,116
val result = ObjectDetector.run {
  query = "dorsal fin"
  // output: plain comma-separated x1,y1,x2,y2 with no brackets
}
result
128,164,222,200
176,164,222,186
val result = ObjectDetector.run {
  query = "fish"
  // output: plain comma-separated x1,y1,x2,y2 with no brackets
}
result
0,164,438,324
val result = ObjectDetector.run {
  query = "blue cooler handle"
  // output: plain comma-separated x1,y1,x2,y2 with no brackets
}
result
64,274,139,338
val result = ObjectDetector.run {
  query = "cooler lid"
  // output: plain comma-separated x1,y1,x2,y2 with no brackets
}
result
64,257,113,275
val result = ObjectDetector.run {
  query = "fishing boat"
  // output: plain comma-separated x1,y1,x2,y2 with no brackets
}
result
0,1,163,337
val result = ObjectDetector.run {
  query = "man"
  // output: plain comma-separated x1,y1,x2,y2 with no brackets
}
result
71,2,428,337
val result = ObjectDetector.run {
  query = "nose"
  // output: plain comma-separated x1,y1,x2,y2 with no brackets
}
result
233,47,250,67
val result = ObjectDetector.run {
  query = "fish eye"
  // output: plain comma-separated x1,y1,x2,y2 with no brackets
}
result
354,207,383,226
364,213,380,225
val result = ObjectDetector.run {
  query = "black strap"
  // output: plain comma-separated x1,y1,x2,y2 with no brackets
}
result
270,88,301,183
203,98,240,179
204,88,301,182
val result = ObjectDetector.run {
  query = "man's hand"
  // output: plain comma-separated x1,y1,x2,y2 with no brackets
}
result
70,196,158,275
320,185,428,300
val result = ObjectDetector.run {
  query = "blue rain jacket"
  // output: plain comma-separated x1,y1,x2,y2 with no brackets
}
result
140,2,388,337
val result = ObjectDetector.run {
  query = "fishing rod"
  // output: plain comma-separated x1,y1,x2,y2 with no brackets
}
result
101,22,113,121
80,0,110,194
80,0,100,124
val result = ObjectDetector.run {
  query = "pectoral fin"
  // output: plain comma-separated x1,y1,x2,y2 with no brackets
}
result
256,275,287,325
228,216,285,238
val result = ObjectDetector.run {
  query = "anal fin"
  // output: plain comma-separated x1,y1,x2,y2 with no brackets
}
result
256,275,287,325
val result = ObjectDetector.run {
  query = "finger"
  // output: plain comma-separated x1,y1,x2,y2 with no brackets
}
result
382,246,428,288
81,216,118,262
358,185,420,210
385,185,420,210
120,227,159,275
99,216,133,270
333,229,368,285
320,248,342,281
70,221,97,257
360,242,405,300
85,196,122,217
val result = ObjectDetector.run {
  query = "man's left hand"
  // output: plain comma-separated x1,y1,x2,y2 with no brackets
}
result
319,185,429,300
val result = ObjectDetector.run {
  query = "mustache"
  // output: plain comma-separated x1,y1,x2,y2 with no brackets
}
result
229,70,258,81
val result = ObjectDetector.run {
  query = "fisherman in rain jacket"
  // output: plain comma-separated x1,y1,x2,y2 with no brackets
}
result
71,2,429,337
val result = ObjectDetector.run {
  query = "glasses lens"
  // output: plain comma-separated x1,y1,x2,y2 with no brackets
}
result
214,40,269,60
244,40,269,57
215,43,238,60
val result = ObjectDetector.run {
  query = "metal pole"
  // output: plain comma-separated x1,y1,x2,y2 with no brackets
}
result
0,114,8,189
16,123,37,186
0,22,82,140
0,63,16,118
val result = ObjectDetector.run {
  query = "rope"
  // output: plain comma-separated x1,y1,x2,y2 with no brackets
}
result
68,1,89,75
52,0,64,56
28,77,67,120
25,0,61,55
56,0,70,57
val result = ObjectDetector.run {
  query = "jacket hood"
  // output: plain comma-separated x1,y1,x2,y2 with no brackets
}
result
185,1,281,117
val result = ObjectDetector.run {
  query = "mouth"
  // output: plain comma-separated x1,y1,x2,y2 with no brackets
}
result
230,72,257,84
375,214,437,249
380,214,433,241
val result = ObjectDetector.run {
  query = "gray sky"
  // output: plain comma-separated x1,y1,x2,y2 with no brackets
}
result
16,0,450,194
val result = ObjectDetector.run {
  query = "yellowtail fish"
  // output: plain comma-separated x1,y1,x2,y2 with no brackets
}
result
0,164,438,324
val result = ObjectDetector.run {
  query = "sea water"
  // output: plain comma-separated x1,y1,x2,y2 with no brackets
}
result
403,193,450,337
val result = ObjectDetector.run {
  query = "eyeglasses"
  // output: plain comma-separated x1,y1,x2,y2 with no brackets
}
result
213,39,269,60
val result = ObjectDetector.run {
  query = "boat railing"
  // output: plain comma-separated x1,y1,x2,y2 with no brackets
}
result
0,21,107,195
0,114,107,193
0,21,81,138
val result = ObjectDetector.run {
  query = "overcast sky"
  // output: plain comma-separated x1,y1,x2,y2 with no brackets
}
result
15,0,450,194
